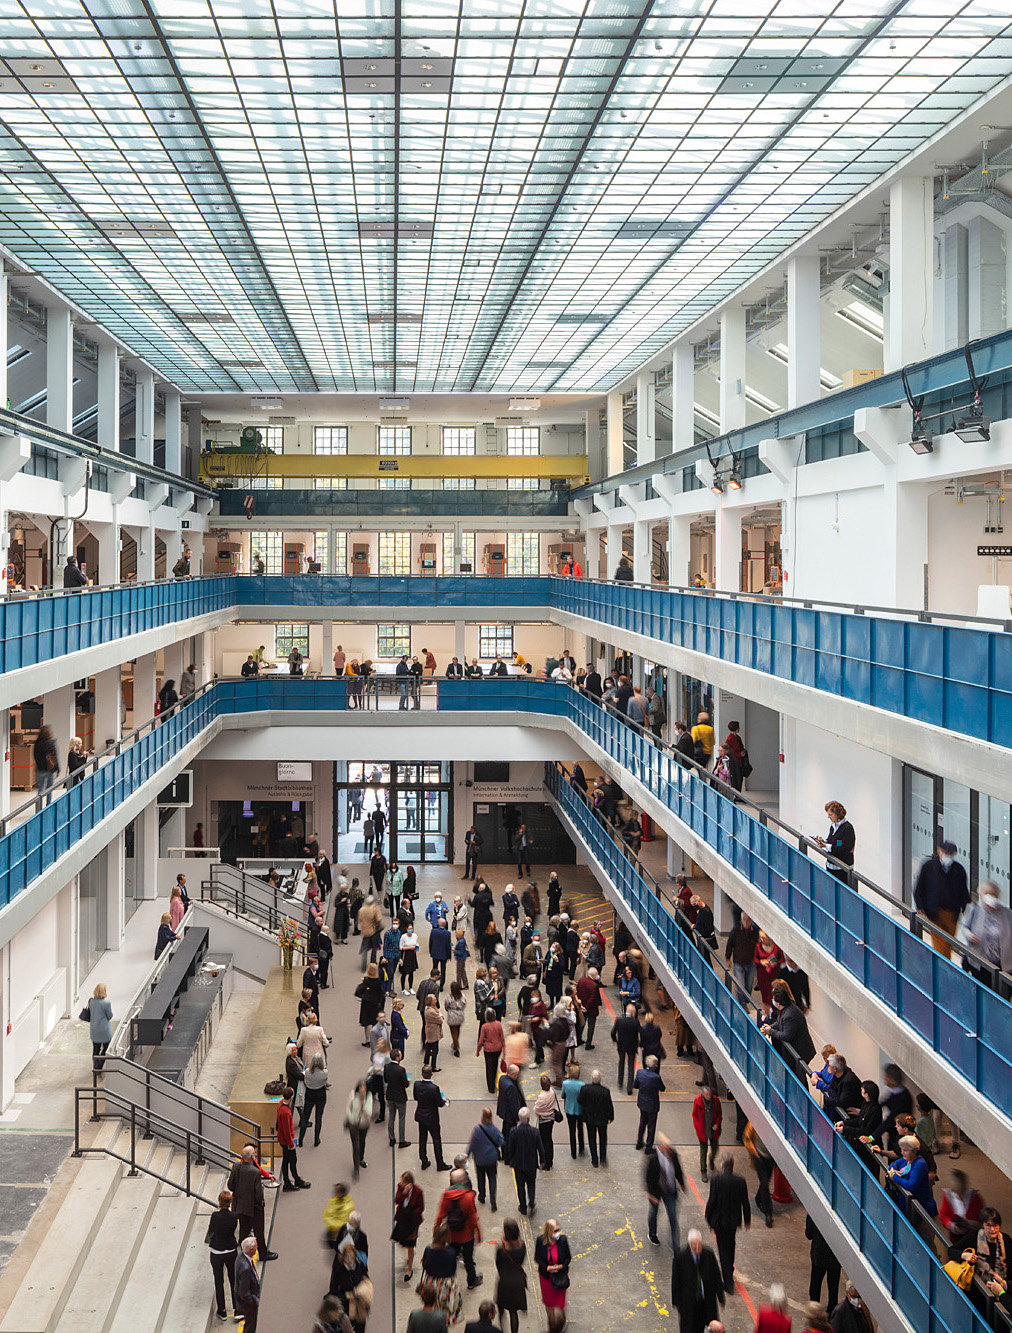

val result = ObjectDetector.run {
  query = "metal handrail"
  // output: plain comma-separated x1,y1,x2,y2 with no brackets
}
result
576,685,1010,988
546,760,988,1333
85,1054,265,1154
2,677,218,837
4,573,224,601
199,865,310,958
74,1086,278,1210
555,572,1012,633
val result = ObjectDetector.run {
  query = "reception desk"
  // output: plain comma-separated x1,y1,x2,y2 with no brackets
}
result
228,963,300,1148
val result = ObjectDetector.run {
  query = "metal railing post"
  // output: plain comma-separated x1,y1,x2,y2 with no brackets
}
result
73,1091,82,1155
128,1103,138,1176
196,1096,206,1166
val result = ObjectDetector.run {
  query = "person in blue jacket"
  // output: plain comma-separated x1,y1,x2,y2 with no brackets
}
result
888,1136,937,1215
619,965,641,1010
633,1055,666,1151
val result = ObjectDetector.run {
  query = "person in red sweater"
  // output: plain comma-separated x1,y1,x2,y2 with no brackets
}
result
434,1167,483,1290
754,1283,791,1332
276,1088,310,1192
692,1086,722,1181
575,968,603,1049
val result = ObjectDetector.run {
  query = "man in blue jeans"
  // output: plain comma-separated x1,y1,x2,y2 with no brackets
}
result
645,1134,685,1250
396,654,411,710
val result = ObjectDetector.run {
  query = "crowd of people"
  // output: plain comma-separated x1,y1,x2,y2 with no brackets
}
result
194,847,972,1333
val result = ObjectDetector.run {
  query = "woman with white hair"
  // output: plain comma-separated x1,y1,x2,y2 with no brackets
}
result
888,1135,938,1216
754,1282,791,1332
961,879,1012,984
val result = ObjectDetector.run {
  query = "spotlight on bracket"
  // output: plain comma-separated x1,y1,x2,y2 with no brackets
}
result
907,424,934,455
727,470,743,491
953,409,990,443
711,473,724,495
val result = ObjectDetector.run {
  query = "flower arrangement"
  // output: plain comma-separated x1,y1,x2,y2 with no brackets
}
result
277,918,302,949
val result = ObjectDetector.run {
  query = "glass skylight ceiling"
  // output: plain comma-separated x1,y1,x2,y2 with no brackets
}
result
0,1,1009,394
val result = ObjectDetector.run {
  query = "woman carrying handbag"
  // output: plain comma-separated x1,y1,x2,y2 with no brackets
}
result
534,1218,572,1323
533,1073,562,1170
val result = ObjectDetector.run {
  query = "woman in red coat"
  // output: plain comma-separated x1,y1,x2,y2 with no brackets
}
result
755,1283,791,1332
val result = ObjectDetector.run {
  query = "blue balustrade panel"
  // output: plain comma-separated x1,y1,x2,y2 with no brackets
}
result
546,766,986,1333
552,580,1012,749
241,576,552,610
559,688,1012,1103
0,578,235,675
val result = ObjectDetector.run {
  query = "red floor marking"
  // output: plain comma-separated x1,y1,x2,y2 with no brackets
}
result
685,1174,704,1206
736,1279,758,1321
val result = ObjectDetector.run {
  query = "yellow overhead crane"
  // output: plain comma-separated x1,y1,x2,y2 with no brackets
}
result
199,450,589,488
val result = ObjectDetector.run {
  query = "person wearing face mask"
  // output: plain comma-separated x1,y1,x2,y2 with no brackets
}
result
913,840,970,959
829,1282,873,1333
959,879,1012,986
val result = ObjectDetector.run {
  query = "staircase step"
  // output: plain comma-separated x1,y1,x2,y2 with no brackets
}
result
57,1170,164,1332
0,1154,121,1333
159,1206,217,1333
106,1191,198,1333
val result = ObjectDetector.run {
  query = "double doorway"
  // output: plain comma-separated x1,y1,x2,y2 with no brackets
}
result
335,761,453,865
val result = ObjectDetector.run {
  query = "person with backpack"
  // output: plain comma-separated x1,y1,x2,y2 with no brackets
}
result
434,1168,483,1290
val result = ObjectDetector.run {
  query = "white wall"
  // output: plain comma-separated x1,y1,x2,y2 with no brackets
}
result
780,716,903,896
790,482,888,604
190,758,334,862
929,487,1012,616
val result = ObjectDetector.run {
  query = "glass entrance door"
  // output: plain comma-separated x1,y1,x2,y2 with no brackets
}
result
337,762,452,865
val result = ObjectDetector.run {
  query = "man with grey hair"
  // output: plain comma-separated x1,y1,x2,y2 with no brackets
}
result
672,1228,724,1332
228,1144,277,1263
506,1106,543,1217
577,1068,615,1167
496,1062,524,1150
830,1282,873,1333
235,1235,261,1333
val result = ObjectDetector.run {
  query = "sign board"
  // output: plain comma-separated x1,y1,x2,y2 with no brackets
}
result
978,545,1012,557
476,804,490,814
158,770,193,808
471,782,546,801
277,761,313,782
378,459,399,471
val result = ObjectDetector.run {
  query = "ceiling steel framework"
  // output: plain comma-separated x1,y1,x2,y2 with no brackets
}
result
0,1,1009,395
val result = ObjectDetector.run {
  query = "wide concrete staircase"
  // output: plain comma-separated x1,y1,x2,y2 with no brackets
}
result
0,1118,246,1333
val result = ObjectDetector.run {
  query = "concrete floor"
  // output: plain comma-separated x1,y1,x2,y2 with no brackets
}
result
256,856,822,1333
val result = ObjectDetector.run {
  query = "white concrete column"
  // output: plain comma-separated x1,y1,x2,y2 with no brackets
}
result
57,878,77,1018
719,307,746,433
583,528,601,580
133,652,157,726
46,306,74,433
94,665,123,750
632,518,651,585
97,343,120,451
94,521,120,587
321,619,334,675
886,176,934,371
0,942,14,1109
606,392,624,476
163,527,183,575
713,503,742,593
137,802,159,900
968,215,1006,341
163,387,182,477
163,640,185,694
104,832,126,950
44,684,76,782
668,514,692,587
671,342,695,453
134,369,155,465
133,524,156,582
635,370,655,466
196,630,213,688
189,534,204,576
787,255,822,409
454,619,466,664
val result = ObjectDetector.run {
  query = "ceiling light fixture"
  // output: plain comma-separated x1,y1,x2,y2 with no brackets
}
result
907,424,934,455
953,408,990,443
728,469,743,491
711,474,724,495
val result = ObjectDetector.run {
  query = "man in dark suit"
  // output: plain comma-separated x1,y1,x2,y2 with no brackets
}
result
464,1299,503,1333
506,1108,543,1216
611,1003,641,1095
496,1063,524,1156
429,917,452,989
302,957,320,1014
633,1055,665,1151
704,1154,751,1294
235,1236,261,1333
228,1146,277,1262
671,1230,725,1333
412,1065,450,1171
645,1133,685,1249
577,1069,615,1167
